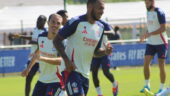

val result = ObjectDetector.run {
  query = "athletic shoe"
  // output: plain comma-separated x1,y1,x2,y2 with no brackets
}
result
140,85,150,93
144,88,154,96
156,89,164,94
112,81,118,96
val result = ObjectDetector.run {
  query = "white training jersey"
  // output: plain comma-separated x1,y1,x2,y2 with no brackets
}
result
99,20,112,49
146,8,168,46
58,15,104,78
29,28,46,60
37,32,59,83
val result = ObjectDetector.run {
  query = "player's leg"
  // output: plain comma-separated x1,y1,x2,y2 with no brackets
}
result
91,58,103,96
101,56,117,96
32,81,46,96
64,71,89,96
156,44,167,94
46,82,62,96
140,44,155,93
25,61,39,96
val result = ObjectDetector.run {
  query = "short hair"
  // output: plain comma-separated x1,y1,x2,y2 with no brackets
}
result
37,15,47,22
87,0,101,5
57,10,68,17
114,26,119,31
48,13,62,22
48,14,53,22
36,15,47,29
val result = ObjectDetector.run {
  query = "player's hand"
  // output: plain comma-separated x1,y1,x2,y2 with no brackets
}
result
140,33,150,43
21,68,30,77
65,60,77,73
104,43,113,55
33,53,40,60
140,35,146,42
11,34,21,38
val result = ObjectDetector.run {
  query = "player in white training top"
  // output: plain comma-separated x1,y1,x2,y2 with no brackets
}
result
22,14,64,96
53,0,112,96
140,0,168,94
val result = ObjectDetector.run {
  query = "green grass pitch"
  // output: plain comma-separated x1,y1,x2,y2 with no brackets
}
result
0,65,170,96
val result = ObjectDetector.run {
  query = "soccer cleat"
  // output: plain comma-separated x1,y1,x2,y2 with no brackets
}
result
156,89,164,94
112,82,118,96
140,85,150,93
97,95,103,96
144,88,154,96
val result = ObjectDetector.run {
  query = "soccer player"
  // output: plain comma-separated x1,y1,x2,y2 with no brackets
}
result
53,0,112,96
140,0,168,94
57,10,69,47
12,15,47,96
22,13,64,96
57,10,69,26
91,20,118,96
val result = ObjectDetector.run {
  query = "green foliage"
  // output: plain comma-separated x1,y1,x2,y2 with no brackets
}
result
106,0,142,3
67,0,143,4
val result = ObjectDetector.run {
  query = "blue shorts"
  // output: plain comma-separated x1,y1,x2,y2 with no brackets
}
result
62,71,89,96
32,81,62,96
91,55,110,70
145,44,167,59
27,60,39,76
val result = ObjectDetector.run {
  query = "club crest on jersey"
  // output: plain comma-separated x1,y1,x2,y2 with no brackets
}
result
40,41,44,48
82,26,88,34
72,82,78,93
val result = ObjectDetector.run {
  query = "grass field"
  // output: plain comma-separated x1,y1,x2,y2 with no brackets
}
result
0,65,170,96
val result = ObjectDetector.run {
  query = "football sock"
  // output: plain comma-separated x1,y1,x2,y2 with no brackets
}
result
145,80,150,87
113,81,117,88
96,87,103,95
160,83,165,89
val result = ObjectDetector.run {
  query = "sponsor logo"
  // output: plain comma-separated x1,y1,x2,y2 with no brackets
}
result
83,37,98,47
40,51,56,57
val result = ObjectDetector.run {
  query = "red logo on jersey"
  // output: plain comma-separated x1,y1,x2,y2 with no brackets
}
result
82,26,88,34
83,37,98,47
40,41,44,48
161,54,165,58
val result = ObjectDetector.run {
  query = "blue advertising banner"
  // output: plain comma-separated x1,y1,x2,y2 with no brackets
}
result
110,43,170,67
1,43,170,74
0,49,30,73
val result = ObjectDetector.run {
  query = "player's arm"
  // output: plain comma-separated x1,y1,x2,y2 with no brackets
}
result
11,34,32,40
38,56,61,65
141,9,166,40
21,48,40,77
53,18,78,72
53,34,72,68
94,44,112,57
146,24,166,37
94,35,112,57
